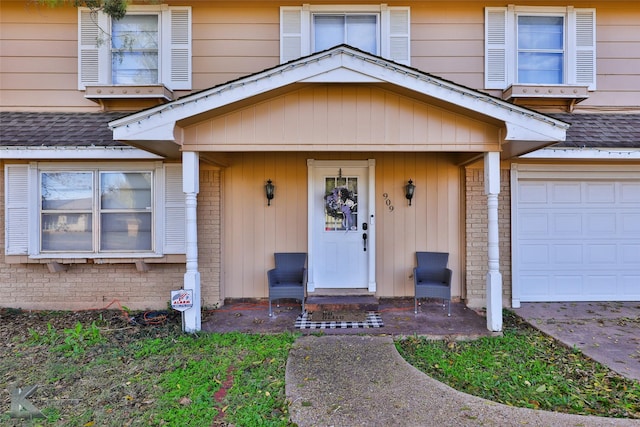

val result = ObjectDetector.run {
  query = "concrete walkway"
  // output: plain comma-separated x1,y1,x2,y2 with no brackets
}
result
286,335,640,427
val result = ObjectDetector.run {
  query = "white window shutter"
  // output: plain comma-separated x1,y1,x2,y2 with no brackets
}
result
163,164,186,254
383,6,410,65
5,165,29,255
78,8,108,90
485,7,508,89
281,7,304,63
571,8,596,90
163,6,192,90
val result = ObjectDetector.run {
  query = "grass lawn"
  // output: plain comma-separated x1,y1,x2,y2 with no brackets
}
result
396,311,640,419
1,308,638,426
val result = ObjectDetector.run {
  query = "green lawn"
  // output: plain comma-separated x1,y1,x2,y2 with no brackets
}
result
396,311,640,419
1,309,638,426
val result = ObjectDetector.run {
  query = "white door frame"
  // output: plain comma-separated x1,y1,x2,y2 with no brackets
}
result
307,159,376,293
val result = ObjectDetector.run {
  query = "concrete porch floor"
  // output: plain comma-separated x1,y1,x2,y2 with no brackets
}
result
201,297,495,339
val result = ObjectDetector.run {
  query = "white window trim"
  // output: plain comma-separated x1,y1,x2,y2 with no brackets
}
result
280,4,410,65
78,4,192,91
485,5,596,91
4,162,185,259
311,11,382,56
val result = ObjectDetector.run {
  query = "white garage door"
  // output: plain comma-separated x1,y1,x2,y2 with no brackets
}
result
512,165,640,303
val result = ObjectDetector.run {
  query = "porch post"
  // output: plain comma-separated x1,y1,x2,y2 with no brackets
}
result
182,151,201,333
485,151,503,332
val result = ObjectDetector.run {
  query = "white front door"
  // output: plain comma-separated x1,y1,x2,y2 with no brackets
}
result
308,160,376,291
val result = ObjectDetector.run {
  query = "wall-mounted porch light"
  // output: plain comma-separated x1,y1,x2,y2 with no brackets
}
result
265,179,275,206
405,179,415,206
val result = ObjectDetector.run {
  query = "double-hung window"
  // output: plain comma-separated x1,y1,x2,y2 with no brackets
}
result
41,170,153,252
281,5,410,65
111,14,159,85
5,163,185,258
485,6,596,90
78,5,191,91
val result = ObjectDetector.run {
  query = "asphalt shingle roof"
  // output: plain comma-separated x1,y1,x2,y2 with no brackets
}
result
1,111,639,149
0,111,128,147
550,113,640,149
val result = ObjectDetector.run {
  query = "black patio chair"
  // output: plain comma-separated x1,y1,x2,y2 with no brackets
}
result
414,251,452,316
267,252,307,317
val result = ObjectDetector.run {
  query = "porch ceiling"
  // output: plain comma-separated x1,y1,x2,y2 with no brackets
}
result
109,45,568,159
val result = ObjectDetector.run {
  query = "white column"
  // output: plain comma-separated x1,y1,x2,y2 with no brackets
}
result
484,152,503,332
182,152,201,333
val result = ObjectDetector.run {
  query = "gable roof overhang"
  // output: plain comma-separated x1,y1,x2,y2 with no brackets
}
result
109,45,568,161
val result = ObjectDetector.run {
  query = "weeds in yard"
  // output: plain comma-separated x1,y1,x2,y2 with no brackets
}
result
396,311,640,419
28,321,105,358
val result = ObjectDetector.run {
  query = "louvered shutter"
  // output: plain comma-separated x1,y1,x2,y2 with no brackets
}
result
383,7,410,65
485,7,508,89
5,165,30,255
163,6,192,90
572,9,596,90
78,8,109,90
163,164,186,254
281,7,304,63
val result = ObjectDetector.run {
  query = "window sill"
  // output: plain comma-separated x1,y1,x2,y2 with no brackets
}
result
503,84,589,112
84,84,174,110
5,254,186,267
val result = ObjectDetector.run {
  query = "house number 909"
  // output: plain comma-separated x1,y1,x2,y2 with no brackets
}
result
382,193,394,212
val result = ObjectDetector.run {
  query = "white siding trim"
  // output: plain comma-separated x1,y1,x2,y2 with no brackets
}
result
0,147,163,160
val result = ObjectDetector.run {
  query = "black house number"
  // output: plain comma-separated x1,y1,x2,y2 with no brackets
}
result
382,193,394,212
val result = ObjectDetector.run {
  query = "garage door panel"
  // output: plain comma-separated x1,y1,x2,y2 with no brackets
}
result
554,244,583,263
552,183,582,203
519,182,549,203
519,213,549,235
520,244,549,264
553,214,582,234
622,214,640,234
515,172,640,302
520,275,550,298
621,276,640,297
587,244,617,264
586,183,616,203
622,245,640,264
621,183,640,202
554,275,583,298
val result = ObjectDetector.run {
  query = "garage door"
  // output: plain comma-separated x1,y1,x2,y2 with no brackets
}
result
512,165,640,303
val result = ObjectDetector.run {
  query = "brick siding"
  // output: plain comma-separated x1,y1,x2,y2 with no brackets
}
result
0,162,222,311
465,166,512,308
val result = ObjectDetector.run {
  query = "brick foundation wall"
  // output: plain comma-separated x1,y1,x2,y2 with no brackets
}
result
0,162,222,312
465,167,512,309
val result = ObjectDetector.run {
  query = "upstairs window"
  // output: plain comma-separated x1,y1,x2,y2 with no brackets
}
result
314,14,379,54
111,14,159,85
517,16,564,84
78,5,191,91
485,6,596,90
281,5,410,65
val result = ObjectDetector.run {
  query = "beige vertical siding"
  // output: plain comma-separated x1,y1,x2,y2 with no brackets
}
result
182,85,500,152
1,1,639,111
221,152,462,300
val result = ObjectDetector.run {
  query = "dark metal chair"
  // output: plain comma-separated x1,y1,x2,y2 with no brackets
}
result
414,251,452,316
267,252,307,316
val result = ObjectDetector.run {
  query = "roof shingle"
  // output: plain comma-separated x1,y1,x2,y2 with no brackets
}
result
1,112,128,147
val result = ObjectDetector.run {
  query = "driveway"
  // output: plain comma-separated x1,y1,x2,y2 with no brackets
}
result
515,302,640,382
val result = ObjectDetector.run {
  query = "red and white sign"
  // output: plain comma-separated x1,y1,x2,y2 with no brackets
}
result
171,289,193,312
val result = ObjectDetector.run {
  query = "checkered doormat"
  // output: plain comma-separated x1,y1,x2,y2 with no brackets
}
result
295,311,384,329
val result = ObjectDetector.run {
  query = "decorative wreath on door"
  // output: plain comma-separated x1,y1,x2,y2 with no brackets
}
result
325,187,357,230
